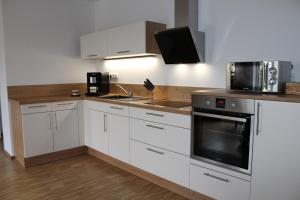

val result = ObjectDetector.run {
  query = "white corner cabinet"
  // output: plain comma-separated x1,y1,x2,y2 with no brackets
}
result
21,101,80,158
250,100,300,200
80,21,166,60
84,100,130,163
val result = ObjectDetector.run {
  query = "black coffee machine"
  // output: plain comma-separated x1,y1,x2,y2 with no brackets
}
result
86,72,110,96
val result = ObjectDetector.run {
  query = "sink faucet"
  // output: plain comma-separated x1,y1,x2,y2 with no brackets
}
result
116,84,133,97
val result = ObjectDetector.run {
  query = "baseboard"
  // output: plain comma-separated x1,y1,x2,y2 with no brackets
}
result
87,147,213,200
4,149,15,160
24,146,87,168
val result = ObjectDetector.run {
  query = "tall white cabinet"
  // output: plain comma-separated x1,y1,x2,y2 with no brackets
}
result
251,100,300,200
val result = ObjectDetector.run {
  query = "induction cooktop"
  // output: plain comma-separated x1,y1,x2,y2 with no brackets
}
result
144,100,191,109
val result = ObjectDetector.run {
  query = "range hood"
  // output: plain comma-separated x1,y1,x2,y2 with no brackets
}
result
154,0,205,64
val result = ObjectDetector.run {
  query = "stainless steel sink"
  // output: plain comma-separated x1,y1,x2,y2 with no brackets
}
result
98,95,149,102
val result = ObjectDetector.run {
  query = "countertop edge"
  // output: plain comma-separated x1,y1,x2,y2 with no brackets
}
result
9,96,192,116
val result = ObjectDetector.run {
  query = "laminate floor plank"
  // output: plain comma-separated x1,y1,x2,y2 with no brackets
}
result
0,141,187,200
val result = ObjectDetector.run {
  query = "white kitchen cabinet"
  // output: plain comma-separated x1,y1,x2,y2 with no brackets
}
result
107,22,146,57
190,164,250,200
251,100,300,200
86,109,109,154
80,31,108,59
80,21,165,60
22,101,80,158
108,114,130,163
53,109,79,152
130,118,190,155
84,101,130,161
130,140,190,187
23,112,53,157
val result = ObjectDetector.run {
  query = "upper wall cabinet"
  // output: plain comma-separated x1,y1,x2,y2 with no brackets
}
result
80,31,108,59
80,21,166,60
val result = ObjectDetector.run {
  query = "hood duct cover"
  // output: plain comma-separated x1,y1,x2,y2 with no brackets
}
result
155,0,205,64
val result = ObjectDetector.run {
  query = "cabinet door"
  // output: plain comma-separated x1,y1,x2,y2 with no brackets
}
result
86,109,109,154
80,31,108,59
107,22,145,57
53,109,79,152
22,112,53,157
108,114,130,163
251,101,300,200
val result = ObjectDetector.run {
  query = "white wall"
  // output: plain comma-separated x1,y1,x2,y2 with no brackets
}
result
3,0,97,86
94,0,175,30
0,0,13,155
96,0,300,88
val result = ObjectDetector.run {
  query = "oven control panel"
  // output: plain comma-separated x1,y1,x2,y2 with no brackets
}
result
192,94,255,114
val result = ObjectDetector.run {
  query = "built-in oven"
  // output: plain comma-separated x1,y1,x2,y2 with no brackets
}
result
191,94,255,174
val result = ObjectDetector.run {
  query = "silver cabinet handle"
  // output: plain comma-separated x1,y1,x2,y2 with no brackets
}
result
110,106,124,110
116,50,130,54
104,114,108,132
55,112,58,131
204,173,229,183
146,148,164,155
28,105,47,109
87,54,98,57
256,102,262,136
146,124,164,130
193,112,247,123
103,114,106,132
146,112,164,117
49,113,52,130
57,103,74,106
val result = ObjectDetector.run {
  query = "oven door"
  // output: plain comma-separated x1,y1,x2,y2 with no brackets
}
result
192,110,254,174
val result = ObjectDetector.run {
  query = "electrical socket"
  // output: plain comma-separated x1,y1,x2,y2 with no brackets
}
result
109,73,118,82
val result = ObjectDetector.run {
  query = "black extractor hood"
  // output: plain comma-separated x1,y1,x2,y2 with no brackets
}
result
154,0,205,64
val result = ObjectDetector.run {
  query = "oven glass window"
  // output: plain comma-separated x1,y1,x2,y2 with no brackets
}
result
230,62,261,91
193,114,251,170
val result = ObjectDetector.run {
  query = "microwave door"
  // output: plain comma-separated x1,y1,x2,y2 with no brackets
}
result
230,62,262,91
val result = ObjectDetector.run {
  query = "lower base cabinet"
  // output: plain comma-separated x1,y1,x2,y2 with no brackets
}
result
190,164,250,200
23,112,54,157
130,140,190,187
54,109,79,152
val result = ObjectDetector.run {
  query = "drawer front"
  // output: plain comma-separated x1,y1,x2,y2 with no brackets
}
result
130,118,190,155
190,164,251,200
129,107,191,129
85,100,129,116
52,101,78,111
130,140,189,187
105,104,129,116
22,103,52,114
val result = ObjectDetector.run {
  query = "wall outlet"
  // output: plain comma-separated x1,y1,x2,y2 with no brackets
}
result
109,73,118,82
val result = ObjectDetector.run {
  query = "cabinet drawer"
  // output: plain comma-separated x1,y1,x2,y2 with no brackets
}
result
130,140,189,187
129,107,191,129
52,101,78,111
105,104,129,116
22,103,52,114
130,118,190,155
85,100,129,116
190,164,250,200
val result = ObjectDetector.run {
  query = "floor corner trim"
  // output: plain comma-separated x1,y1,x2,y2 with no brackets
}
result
87,147,213,200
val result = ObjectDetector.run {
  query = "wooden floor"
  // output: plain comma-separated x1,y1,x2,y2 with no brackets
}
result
0,141,187,200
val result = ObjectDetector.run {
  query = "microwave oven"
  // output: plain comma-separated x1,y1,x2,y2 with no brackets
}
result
226,61,292,93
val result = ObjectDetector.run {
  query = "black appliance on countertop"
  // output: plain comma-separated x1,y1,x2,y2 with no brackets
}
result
86,72,110,96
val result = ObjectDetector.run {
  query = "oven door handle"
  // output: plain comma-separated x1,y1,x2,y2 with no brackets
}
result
193,112,247,123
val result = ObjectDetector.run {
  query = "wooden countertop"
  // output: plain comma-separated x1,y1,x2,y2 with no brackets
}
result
9,95,192,115
193,89,300,103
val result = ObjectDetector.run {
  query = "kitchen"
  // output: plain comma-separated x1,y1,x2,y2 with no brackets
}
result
0,0,300,200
